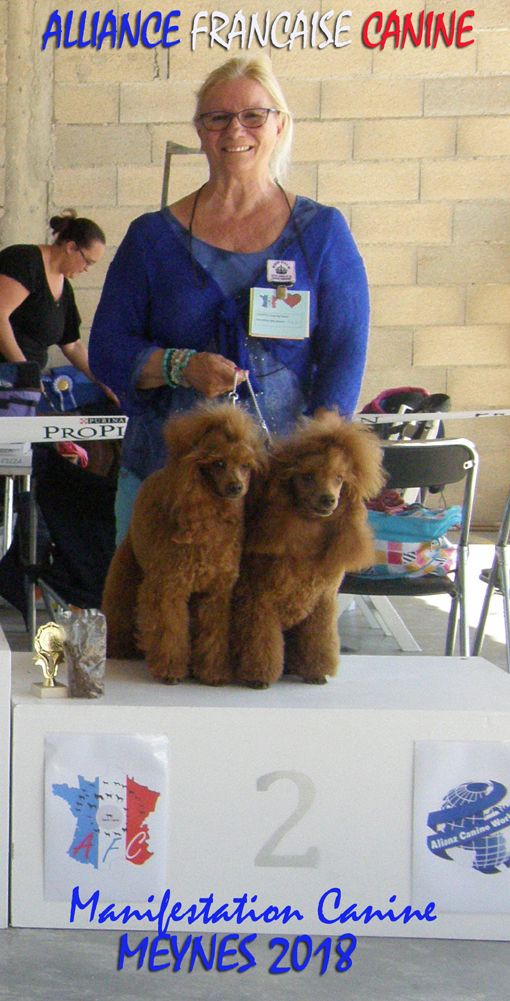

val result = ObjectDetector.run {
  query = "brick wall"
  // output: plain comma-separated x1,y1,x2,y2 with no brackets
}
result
2,1,510,522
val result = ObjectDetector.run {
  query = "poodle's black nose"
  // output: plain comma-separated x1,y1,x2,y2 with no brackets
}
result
318,493,336,509
226,481,244,496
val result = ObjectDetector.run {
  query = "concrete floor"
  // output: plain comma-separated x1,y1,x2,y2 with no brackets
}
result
3,928,510,1001
1,538,509,1000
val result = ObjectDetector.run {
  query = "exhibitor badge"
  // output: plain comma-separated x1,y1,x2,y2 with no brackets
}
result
266,259,296,286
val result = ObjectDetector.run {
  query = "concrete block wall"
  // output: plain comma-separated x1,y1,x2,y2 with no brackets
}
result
0,1,6,210
1,1,509,523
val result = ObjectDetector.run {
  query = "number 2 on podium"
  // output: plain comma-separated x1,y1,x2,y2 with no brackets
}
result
254,770,319,869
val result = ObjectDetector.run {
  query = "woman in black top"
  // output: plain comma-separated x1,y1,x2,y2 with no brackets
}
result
0,210,117,401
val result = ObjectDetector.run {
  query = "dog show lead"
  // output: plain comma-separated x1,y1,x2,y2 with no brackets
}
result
89,55,370,543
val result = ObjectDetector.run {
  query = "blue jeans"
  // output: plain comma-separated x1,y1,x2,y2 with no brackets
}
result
115,467,143,545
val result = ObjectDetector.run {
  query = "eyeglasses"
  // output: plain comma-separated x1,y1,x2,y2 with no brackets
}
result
197,108,280,132
77,247,97,268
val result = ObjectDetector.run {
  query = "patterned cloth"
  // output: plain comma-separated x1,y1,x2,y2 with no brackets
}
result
360,505,462,579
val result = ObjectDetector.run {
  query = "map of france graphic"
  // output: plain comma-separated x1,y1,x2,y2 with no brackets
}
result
53,775,160,869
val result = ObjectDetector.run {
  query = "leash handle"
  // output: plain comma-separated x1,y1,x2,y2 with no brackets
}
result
228,369,239,407
227,369,271,442
244,373,271,441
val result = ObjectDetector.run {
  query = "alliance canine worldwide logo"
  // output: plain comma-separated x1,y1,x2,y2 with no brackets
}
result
426,781,510,874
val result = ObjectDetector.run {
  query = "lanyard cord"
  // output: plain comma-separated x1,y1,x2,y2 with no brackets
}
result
187,180,312,285
188,183,208,288
274,180,313,285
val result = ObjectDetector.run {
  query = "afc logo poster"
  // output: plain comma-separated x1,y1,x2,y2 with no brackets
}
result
44,733,169,901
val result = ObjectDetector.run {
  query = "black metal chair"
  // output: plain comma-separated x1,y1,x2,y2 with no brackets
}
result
339,438,479,656
473,486,510,671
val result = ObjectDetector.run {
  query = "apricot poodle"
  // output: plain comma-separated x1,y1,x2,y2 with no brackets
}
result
102,402,266,684
231,411,385,688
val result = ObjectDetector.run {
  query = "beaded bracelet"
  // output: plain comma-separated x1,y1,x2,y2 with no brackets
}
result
171,348,196,388
162,348,176,387
162,347,197,389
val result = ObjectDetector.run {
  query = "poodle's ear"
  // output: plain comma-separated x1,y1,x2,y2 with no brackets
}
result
341,424,386,502
244,464,269,516
248,440,270,475
237,413,270,473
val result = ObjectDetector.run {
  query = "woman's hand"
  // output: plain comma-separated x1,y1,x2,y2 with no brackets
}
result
136,348,247,396
61,340,120,407
183,352,247,398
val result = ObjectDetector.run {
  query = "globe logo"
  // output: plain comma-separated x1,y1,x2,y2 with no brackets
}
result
426,780,510,875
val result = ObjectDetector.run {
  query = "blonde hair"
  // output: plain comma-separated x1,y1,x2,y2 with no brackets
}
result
194,56,293,182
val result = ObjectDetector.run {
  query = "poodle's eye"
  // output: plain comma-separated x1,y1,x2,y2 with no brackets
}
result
211,460,226,471
240,464,251,472
302,472,315,484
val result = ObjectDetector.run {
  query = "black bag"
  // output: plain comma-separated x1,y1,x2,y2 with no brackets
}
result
361,386,451,441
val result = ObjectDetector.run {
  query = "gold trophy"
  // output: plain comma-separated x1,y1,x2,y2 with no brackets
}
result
32,622,68,698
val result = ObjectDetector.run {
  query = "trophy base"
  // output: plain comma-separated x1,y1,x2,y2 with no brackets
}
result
31,681,68,699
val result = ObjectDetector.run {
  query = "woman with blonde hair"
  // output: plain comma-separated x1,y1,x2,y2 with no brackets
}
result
90,55,370,541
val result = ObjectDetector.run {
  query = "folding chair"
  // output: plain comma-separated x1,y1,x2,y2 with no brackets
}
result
338,438,479,656
472,486,510,671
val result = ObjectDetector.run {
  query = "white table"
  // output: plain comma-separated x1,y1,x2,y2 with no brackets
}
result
10,652,510,939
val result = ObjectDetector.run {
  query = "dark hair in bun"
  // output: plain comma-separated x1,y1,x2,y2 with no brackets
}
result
50,209,105,248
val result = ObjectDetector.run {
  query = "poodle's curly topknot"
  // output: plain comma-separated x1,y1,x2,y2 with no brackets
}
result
164,401,267,471
269,410,385,502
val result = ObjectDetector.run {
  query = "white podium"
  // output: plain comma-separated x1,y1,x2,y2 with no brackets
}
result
0,627,10,928
10,652,510,939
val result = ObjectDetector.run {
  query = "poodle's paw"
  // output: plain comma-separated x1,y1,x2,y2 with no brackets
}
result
236,659,283,689
304,674,328,685
147,661,188,685
191,665,232,687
